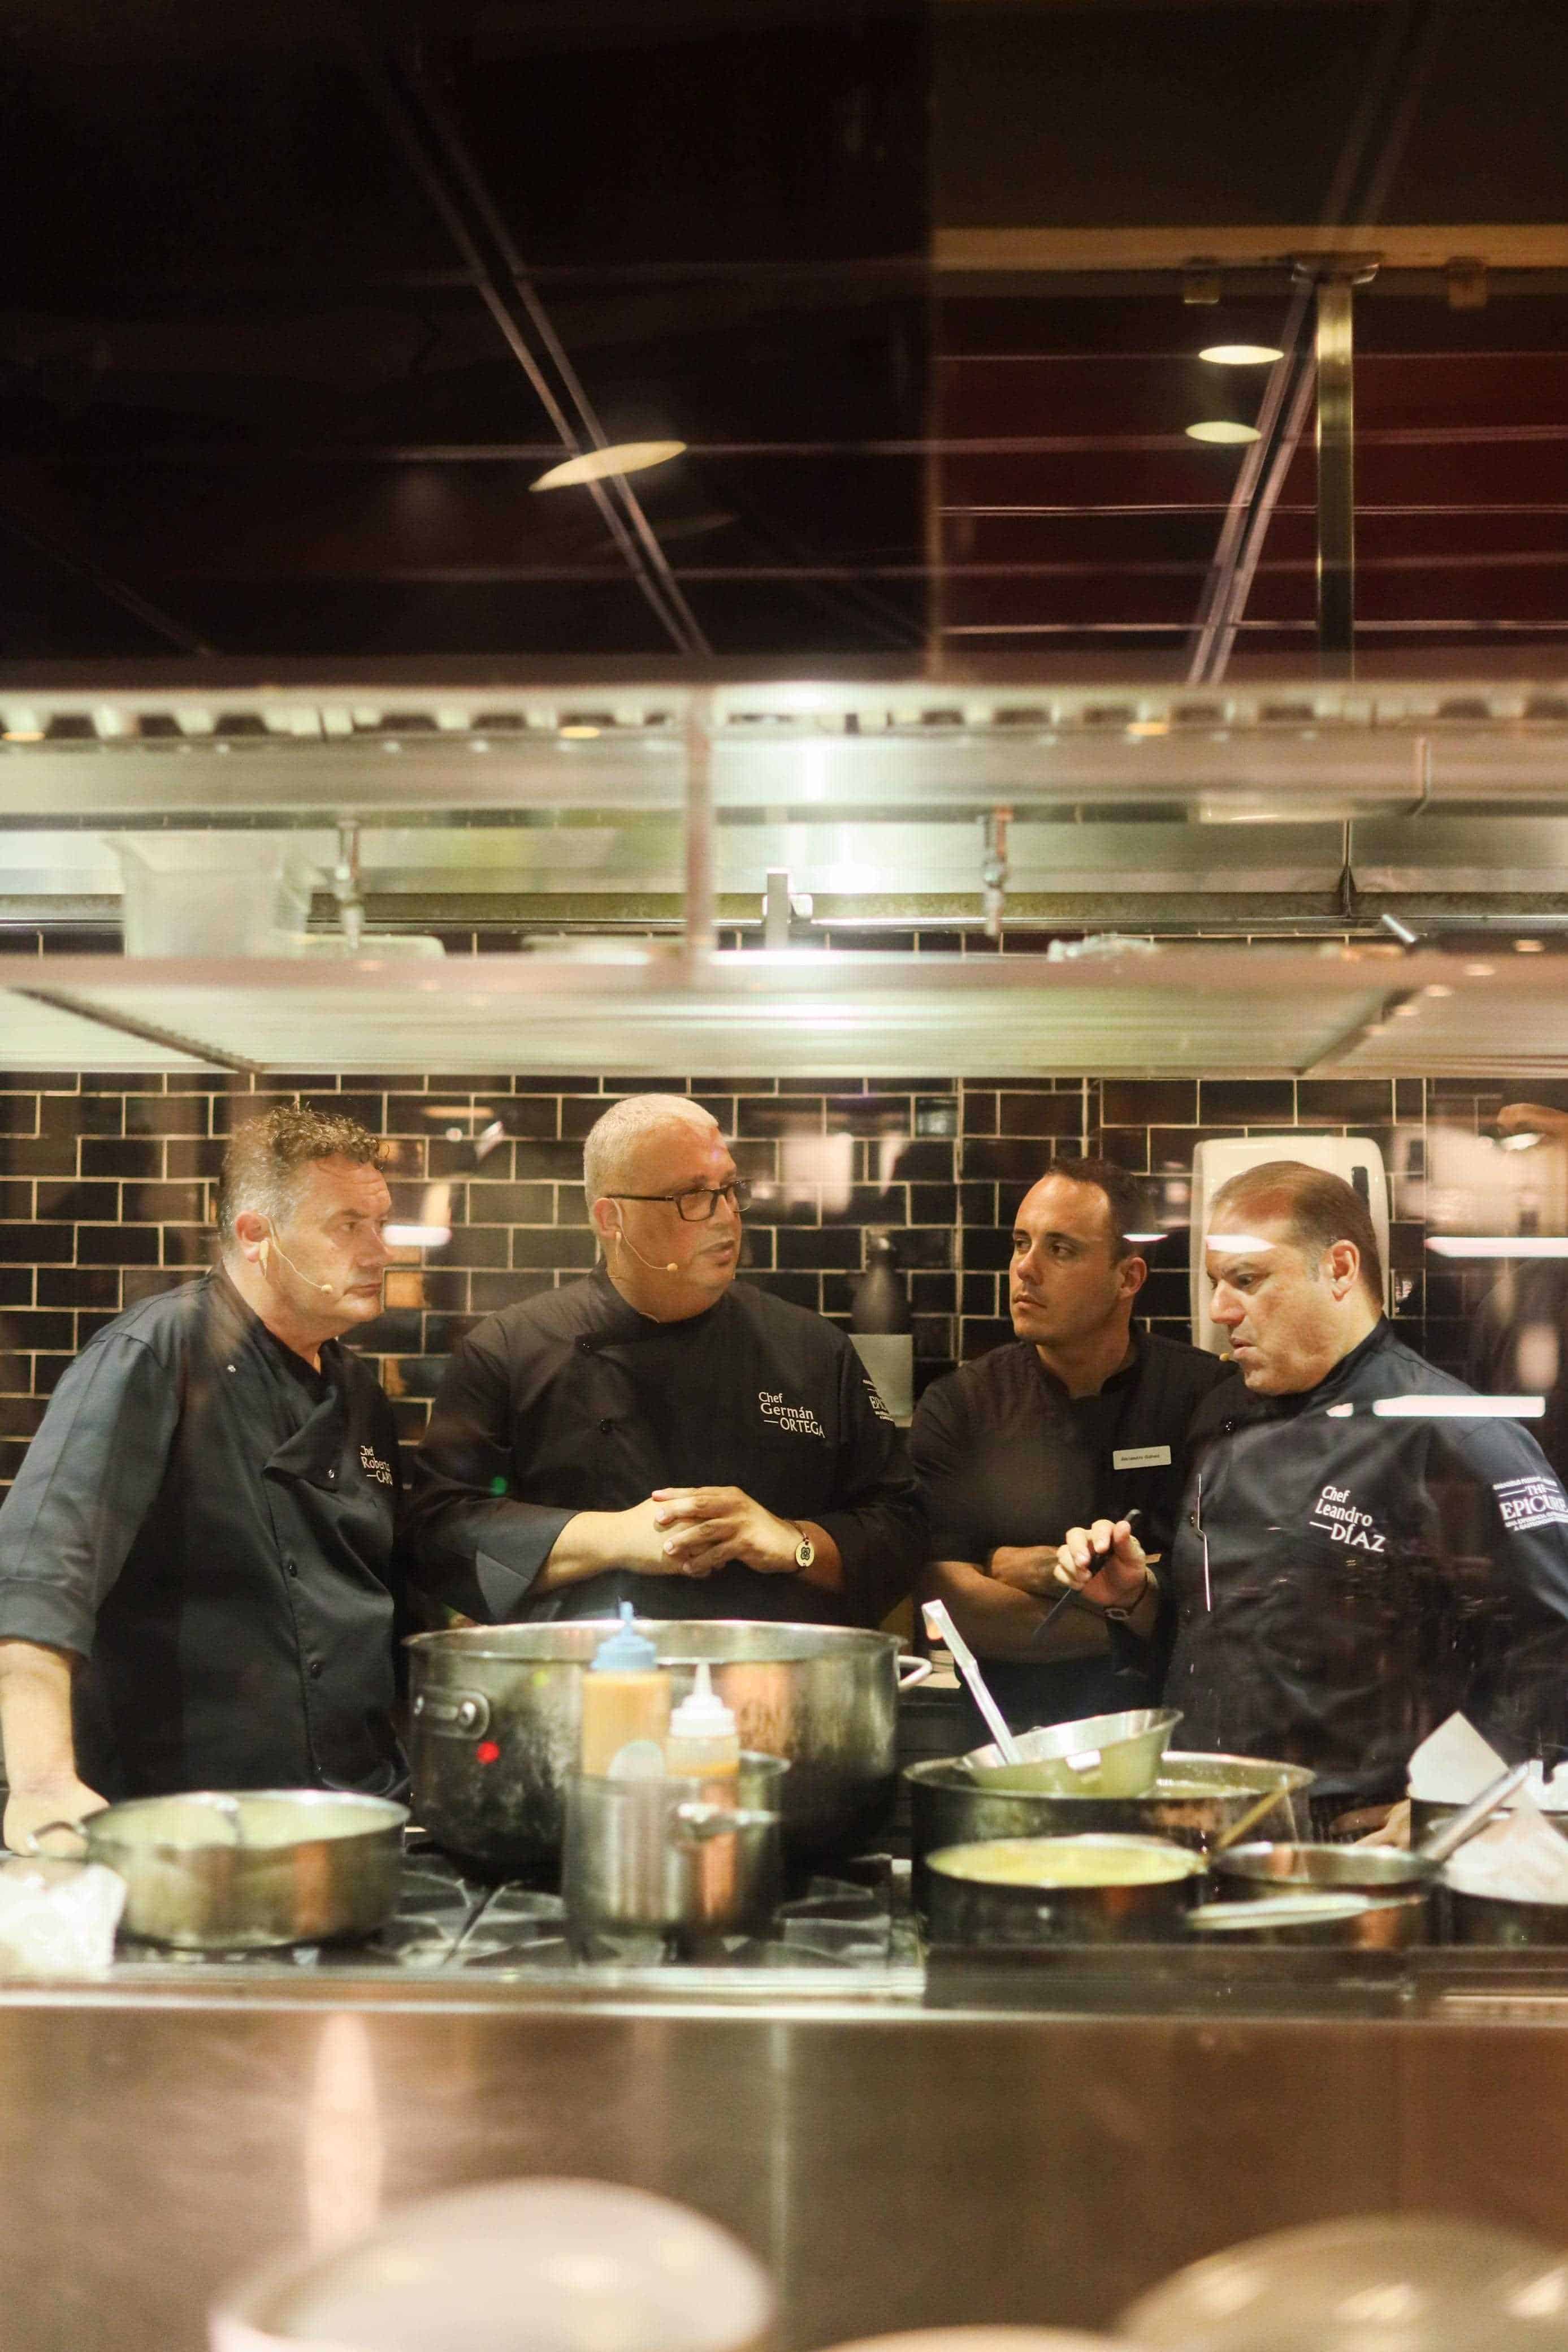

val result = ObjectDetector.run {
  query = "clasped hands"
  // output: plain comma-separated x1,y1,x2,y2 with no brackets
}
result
609,1487,804,1579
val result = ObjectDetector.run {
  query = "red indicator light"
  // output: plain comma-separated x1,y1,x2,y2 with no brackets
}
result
475,1740,501,1765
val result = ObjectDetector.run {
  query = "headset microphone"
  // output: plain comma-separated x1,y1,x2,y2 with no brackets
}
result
614,1222,678,1274
262,1231,337,1297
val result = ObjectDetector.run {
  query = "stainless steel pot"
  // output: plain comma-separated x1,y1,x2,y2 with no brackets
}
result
407,1619,932,1879
923,1832,1206,1945
563,1754,787,1956
1444,1884,1568,1945
907,1750,1314,1913
38,1789,407,1949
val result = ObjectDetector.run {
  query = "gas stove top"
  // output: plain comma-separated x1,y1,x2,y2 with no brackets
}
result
109,1836,917,1976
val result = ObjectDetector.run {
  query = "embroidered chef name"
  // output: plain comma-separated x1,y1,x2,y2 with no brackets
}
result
759,1389,826,1440
1310,1482,1387,1551
359,1443,395,1488
861,1376,894,1425
1495,1473,1568,1533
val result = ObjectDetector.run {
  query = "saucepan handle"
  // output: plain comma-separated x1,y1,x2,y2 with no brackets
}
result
896,1653,934,1692
673,1802,781,1847
411,1689,492,1739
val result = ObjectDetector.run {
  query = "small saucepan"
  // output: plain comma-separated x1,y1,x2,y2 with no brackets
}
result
923,1831,1208,1945
35,1789,408,1949
1210,1761,1530,1905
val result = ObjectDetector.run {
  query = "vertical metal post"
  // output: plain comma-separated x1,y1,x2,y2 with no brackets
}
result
1315,275,1358,678
684,693,717,956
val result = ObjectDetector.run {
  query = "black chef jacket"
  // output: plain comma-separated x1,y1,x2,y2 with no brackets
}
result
0,1272,404,1800
1166,1319,1568,1800
403,1267,925,1627
909,1330,1237,1730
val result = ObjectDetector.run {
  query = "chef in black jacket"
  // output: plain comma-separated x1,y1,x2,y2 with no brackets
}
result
404,1095,924,1628
1055,1160,1568,1806
909,1158,1235,1733
0,1104,404,1853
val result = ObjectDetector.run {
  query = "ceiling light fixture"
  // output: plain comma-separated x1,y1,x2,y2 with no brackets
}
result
558,723,601,740
1199,343,1284,366
530,440,686,492
2,729,44,743
1465,962,1495,977
1185,419,1261,445
1427,1236,1568,1257
1515,937,1546,953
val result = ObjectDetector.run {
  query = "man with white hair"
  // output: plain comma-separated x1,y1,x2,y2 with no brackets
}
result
0,1104,404,1852
405,1094,924,1627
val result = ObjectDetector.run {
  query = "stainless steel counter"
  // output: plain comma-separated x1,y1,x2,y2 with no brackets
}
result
9,1935,1568,2352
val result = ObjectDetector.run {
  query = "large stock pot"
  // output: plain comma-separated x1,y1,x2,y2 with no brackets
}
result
407,1619,932,1879
906,1750,1313,1913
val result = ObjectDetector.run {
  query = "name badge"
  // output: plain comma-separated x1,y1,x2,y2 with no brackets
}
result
1112,1445,1172,1471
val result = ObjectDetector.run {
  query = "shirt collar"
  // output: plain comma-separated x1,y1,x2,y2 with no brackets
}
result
1030,1325,1143,1404
206,1266,343,1385
587,1260,729,1343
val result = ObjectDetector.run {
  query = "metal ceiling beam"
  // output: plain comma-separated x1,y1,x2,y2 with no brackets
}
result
342,24,711,659
1185,0,1455,685
0,504,215,658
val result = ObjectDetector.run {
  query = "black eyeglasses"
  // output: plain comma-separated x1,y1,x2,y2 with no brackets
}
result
606,1182,751,1223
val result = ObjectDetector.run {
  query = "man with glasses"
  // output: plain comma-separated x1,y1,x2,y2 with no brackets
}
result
405,1095,924,1625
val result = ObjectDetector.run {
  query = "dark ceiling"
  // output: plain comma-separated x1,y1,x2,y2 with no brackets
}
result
3,0,1566,675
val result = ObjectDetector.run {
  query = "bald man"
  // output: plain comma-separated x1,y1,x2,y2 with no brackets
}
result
404,1095,924,1627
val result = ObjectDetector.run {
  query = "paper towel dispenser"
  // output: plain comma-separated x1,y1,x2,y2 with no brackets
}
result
1189,1135,1393,1353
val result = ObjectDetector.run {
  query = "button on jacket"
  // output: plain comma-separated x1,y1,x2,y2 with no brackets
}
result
0,1272,404,1798
1166,1320,1568,1798
910,1330,1236,1727
404,1266,925,1627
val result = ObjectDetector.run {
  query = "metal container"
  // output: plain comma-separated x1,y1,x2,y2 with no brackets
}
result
1444,1884,1568,1945
1188,1891,1428,1948
1211,1841,1447,1897
907,1750,1314,1912
924,1832,1206,1945
563,1754,787,1956
45,1789,407,1949
963,1706,1183,1797
408,1618,932,1879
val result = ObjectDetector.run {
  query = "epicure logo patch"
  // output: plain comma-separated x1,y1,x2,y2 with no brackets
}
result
1495,1474,1568,1533
1310,1481,1387,1552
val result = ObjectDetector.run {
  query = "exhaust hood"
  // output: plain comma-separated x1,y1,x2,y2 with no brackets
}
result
0,675,1564,1073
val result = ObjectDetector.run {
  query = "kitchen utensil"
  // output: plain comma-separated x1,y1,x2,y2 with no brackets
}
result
34,1789,408,1949
920,1601,1021,1762
922,1831,1206,1945
1210,1760,1530,1901
1028,1508,1145,1648
963,1706,1182,1798
1209,1778,1306,1853
907,1750,1313,1912
408,1618,932,1878
210,2176,776,2352
562,1753,787,1956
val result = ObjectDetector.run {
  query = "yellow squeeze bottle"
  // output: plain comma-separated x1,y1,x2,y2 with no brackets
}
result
579,1603,672,1775
664,1662,740,1779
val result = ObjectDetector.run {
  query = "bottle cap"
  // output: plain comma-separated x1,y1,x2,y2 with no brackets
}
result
589,1600,659,1674
669,1661,738,1740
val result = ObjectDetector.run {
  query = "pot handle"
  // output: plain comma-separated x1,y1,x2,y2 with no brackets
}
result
673,1802,781,1847
896,1653,934,1692
411,1690,492,1739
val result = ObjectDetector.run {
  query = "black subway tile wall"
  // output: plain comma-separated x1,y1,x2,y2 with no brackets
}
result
0,1069,1517,1485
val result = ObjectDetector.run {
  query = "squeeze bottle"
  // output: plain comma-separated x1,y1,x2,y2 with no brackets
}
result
579,1603,672,1775
664,1662,741,1779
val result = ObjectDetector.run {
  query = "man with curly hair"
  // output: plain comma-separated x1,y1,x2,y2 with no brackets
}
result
0,1102,404,1852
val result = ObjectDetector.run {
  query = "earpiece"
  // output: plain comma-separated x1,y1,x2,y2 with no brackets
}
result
614,1221,678,1275
262,1227,337,1296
